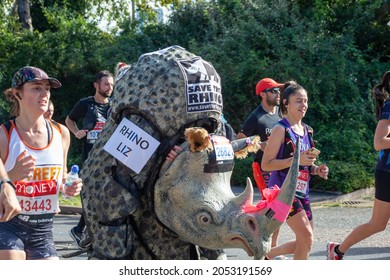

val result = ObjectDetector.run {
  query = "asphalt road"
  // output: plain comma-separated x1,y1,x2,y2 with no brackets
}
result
54,187,389,260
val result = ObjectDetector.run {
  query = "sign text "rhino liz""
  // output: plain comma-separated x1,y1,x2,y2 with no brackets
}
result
116,125,150,157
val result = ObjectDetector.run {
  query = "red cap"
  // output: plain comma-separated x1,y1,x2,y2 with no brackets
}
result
255,78,283,95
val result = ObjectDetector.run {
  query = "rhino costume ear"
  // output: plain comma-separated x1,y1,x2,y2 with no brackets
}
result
159,127,212,176
184,127,212,152
232,136,261,159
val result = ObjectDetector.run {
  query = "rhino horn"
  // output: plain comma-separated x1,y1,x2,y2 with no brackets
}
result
266,138,300,233
232,177,254,207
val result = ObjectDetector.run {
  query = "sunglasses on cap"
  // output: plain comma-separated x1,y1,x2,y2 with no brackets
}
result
263,87,280,94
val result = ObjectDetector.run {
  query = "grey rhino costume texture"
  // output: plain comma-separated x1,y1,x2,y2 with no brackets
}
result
79,45,299,260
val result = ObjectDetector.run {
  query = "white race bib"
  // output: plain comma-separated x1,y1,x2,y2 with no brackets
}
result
295,170,309,198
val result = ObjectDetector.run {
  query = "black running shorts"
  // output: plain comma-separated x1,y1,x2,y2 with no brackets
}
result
375,169,390,203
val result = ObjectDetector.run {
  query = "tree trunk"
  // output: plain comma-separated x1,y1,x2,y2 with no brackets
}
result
16,0,33,32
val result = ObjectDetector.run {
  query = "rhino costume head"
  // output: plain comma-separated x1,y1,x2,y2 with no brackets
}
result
155,127,300,259
79,46,299,260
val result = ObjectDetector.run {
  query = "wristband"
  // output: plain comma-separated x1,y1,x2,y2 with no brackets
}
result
0,179,16,192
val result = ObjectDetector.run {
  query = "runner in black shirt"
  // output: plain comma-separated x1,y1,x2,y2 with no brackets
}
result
65,70,114,249
237,78,282,192
237,77,283,254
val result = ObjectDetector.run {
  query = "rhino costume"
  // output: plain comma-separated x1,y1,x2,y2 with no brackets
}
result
79,45,299,260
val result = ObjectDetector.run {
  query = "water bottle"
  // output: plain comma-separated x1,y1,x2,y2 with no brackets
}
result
62,165,79,199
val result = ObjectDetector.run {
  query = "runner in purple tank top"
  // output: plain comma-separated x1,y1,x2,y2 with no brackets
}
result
268,118,314,196
262,81,329,260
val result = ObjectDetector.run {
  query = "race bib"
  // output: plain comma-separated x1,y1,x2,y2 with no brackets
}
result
212,135,234,161
15,179,59,215
295,170,309,198
87,121,105,140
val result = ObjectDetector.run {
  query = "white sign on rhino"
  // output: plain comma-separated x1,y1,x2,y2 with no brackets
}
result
103,118,160,174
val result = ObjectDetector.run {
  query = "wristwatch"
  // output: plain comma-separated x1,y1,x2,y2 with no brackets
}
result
0,179,16,192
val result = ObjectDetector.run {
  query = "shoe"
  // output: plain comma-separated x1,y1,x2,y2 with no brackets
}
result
326,242,343,260
69,227,91,249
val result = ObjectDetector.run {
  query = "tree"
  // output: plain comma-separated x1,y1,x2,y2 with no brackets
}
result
9,0,185,33
16,0,33,31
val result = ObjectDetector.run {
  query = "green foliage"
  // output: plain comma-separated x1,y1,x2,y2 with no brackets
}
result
311,0,389,61
311,160,375,194
231,157,254,187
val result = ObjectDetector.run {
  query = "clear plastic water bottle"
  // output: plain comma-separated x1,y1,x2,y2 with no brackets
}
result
62,165,79,199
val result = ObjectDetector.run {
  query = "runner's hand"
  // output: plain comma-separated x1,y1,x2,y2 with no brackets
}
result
0,183,21,222
8,150,35,181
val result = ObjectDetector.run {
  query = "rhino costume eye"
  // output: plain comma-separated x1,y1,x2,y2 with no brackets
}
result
200,216,210,223
196,212,213,225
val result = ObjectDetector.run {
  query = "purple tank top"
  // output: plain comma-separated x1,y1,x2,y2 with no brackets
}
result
268,119,313,197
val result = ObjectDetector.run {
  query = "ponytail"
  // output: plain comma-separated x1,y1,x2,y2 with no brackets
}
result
3,87,20,117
